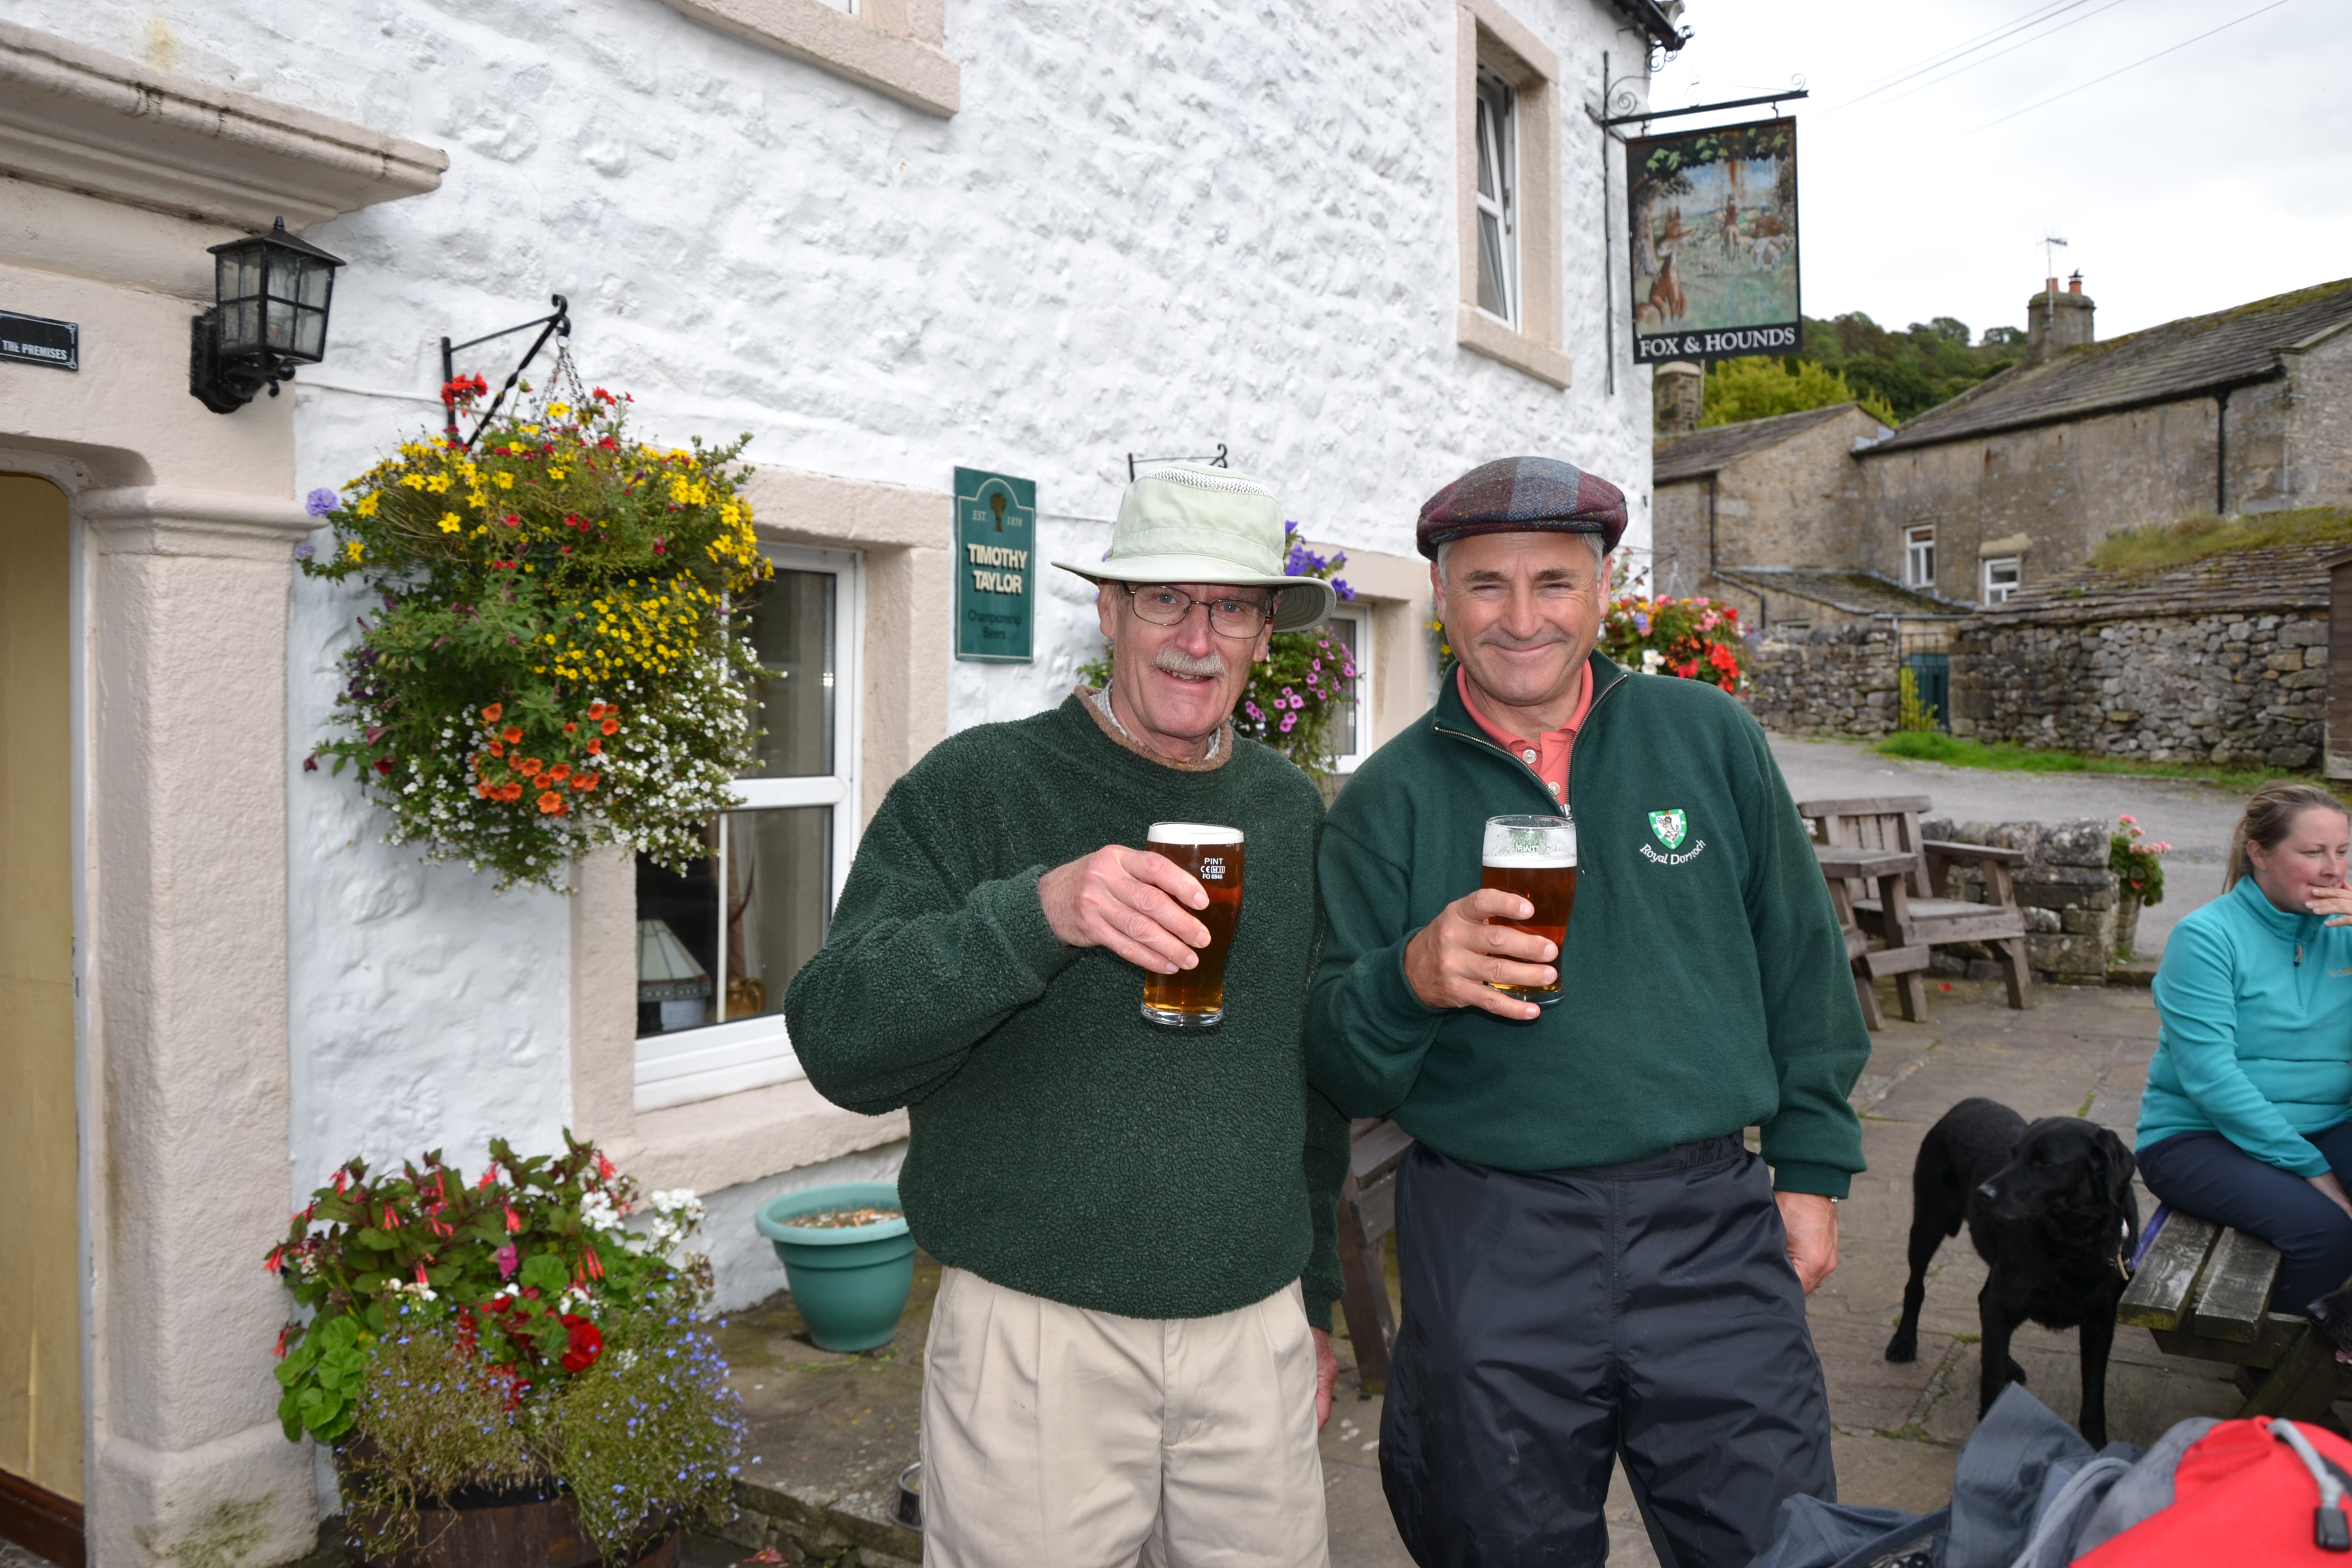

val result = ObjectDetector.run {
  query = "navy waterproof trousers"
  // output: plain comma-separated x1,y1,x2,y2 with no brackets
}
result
1380,1139,1836,1568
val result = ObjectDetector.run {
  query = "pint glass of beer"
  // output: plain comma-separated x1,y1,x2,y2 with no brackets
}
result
1141,822,1245,1028
1481,813,1577,1007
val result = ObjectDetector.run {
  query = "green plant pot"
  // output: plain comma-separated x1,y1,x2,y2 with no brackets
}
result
754,1181,915,1353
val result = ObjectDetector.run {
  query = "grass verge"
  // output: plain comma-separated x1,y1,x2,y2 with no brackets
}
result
1872,730,2322,796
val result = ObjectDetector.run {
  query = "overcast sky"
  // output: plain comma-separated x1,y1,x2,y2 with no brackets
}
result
1650,0,2349,342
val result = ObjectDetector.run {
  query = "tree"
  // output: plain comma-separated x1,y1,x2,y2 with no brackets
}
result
1696,357,1895,429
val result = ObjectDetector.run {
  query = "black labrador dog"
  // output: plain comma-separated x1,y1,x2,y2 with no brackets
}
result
1885,1096,2140,1448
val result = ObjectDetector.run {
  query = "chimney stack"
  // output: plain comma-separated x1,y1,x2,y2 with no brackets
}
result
1654,359,1703,437
2026,273,2095,364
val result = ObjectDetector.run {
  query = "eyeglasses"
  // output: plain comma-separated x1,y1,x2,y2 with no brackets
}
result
1121,585,1275,640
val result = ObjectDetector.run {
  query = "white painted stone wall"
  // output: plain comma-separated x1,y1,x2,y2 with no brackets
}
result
33,0,1653,1222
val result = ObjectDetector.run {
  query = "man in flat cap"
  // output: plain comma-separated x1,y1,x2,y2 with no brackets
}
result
1305,456,1868,1567
788,461,1349,1568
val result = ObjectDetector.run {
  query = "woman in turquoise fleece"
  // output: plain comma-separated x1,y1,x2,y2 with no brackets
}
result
2139,782,2352,1309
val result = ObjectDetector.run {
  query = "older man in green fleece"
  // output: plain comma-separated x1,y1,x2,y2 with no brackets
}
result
784,461,1349,1568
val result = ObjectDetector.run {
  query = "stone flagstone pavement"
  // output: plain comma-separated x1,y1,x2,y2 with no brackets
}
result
684,977,2346,1566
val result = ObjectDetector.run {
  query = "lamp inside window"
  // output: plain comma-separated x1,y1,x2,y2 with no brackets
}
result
189,216,344,413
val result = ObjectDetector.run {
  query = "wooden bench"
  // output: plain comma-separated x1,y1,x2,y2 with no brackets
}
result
1815,845,1929,1031
1335,1117,1412,1395
1798,794,2032,1020
2117,1204,2347,1419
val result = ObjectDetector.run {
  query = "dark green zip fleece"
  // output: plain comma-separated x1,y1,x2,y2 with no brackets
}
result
1305,654,1868,1196
783,695,1349,1327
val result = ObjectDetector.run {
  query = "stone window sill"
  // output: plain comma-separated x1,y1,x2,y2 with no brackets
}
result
603,1074,908,1196
1458,304,1572,390
659,0,959,117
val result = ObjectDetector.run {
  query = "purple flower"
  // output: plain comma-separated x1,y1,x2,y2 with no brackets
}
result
1633,612,1652,635
1333,579,1355,601
293,543,315,560
305,487,339,517
1280,713,1296,732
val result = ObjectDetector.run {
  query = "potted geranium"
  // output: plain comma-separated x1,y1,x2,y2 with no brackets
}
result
1595,587,1753,694
2110,815,2172,960
299,374,771,890
269,1134,741,1566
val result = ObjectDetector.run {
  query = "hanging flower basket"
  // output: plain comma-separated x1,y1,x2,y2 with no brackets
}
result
301,372,770,890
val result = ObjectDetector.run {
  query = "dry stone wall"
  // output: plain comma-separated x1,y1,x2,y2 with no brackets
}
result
1745,624,1902,737
1950,609,2328,767
1923,817,2119,984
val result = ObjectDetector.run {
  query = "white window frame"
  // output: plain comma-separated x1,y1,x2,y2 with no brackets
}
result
633,542,864,1112
1324,607,1376,774
1473,66,1520,329
1982,556,2022,605
1904,525,1937,589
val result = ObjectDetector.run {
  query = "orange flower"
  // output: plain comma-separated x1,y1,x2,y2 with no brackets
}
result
501,782,524,802
586,739,602,756
481,703,504,723
562,722,578,735
549,762,572,780
502,726,524,744
586,701,607,720
599,717,619,736
520,756,543,774
571,773,597,791
488,740,505,757
477,782,496,798
538,791,565,814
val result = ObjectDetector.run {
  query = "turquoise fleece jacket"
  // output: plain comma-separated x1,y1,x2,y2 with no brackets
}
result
1305,654,1869,1197
2140,874,2352,1175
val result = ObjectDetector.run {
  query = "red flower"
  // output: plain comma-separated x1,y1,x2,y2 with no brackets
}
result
439,373,489,407
374,758,393,776
559,1314,603,1374
505,1205,522,1233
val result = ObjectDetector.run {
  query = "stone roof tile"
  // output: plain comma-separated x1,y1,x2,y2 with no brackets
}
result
1652,402,1866,483
1867,278,2352,455
1974,543,2333,625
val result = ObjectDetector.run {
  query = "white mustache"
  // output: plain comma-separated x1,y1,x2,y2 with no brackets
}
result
1154,647,1230,678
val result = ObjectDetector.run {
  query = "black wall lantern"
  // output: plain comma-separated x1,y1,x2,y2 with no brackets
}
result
189,216,345,413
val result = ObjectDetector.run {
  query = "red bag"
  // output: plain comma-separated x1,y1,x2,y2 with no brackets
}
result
2076,1416,2352,1565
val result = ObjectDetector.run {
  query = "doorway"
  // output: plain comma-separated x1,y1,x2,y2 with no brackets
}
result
0,472,83,1564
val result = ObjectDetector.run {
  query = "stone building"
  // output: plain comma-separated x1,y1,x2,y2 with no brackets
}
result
1949,545,2332,767
0,2,1686,1563
1855,276,2352,605
1649,400,1955,631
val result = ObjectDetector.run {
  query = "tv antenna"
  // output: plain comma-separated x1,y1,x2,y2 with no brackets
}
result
2041,233,2069,286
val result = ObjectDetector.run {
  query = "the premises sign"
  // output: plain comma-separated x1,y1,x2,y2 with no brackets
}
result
1625,117,1800,366
0,310,79,371
953,467,1037,663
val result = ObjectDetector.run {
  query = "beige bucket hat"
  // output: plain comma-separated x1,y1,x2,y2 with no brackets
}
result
1052,461,1336,633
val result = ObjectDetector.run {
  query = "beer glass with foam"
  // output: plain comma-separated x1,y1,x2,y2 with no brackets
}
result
1481,813,1577,1007
1141,823,1245,1027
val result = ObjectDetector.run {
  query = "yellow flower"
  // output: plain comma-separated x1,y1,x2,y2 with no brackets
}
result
345,539,364,561
548,402,571,419
494,473,514,491
438,512,461,533
548,468,568,481
355,493,380,517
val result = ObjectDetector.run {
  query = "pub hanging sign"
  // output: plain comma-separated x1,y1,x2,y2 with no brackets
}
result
953,466,1037,663
1626,116,1801,365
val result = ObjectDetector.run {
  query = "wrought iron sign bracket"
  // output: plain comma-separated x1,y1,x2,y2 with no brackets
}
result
440,294,570,447
1596,85,1808,130
1126,444,1229,482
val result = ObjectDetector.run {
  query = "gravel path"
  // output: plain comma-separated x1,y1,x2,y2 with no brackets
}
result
1766,733,2250,960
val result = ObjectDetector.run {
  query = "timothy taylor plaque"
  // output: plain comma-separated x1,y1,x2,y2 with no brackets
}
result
953,467,1036,663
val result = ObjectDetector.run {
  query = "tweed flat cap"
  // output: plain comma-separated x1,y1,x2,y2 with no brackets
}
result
1415,456,1628,558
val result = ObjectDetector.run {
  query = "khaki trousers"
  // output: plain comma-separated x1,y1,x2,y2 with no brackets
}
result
919,1267,1330,1568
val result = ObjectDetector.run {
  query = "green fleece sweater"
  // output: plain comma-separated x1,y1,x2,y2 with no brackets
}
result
783,693,1349,1326
1306,654,1868,1196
